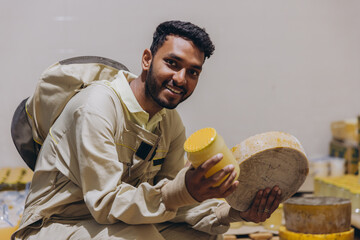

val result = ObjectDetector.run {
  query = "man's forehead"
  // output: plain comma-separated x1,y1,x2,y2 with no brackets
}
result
162,35,198,50
157,35,205,64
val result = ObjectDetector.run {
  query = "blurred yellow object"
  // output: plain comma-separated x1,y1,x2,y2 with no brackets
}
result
243,221,261,226
6,168,25,185
0,167,33,191
350,187,360,214
229,221,243,229
314,175,360,215
279,226,354,240
0,220,20,240
331,119,358,143
263,204,283,231
0,168,10,182
184,128,240,186
329,139,359,175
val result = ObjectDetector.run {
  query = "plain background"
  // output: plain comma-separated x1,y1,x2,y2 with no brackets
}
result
1,0,359,168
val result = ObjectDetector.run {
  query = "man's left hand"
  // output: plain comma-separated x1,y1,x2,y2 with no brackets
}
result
238,186,282,223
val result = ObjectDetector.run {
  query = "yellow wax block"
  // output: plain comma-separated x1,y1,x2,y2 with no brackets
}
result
6,167,25,185
0,168,11,182
331,119,358,143
279,226,354,240
19,168,33,184
184,128,240,186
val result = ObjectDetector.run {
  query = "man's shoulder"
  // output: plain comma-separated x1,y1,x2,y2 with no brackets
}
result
65,82,123,120
161,109,185,135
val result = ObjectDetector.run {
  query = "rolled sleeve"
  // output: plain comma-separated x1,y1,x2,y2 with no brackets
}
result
170,199,231,235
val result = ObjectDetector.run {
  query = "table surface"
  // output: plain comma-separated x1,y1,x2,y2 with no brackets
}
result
226,214,360,236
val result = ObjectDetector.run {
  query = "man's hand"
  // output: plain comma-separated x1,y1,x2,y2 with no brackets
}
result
238,186,282,223
185,154,239,202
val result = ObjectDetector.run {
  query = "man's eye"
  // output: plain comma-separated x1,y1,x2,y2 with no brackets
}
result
166,59,177,67
189,69,199,77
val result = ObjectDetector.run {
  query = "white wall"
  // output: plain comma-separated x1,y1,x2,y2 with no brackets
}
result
1,0,359,167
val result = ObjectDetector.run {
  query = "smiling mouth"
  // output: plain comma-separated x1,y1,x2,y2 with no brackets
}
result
165,85,183,95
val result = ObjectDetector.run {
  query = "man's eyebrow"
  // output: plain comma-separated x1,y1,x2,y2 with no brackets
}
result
166,53,203,70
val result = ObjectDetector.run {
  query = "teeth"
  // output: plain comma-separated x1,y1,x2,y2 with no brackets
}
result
166,85,182,94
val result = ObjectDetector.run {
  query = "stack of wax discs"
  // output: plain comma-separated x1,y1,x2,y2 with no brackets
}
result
226,131,309,211
280,196,354,239
0,167,33,191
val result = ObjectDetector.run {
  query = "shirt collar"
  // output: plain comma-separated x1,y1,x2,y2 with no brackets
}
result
113,70,166,130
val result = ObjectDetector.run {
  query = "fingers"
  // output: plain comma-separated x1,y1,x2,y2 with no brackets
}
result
203,165,238,197
185,154,240,201
206,164,235,187
246,188,269,223
268,186,282,214
245,186,283,223
222,181,239,198
218,170,238,191
258,188,269,212
217,170,239,198
250,189,263,212
258,188,271,222
194,154,223,181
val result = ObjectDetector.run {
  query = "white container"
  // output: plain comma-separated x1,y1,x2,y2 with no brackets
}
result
311,160,329,177
329,157,345,177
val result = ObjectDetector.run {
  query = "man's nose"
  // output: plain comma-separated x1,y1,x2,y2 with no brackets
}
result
173,68,186,86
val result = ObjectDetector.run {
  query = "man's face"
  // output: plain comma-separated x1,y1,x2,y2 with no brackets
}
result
145,35,205,109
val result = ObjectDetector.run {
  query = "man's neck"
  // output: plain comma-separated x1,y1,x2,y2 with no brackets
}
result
130,76,162,119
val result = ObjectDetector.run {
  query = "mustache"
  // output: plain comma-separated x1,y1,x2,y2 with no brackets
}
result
163,80,187,94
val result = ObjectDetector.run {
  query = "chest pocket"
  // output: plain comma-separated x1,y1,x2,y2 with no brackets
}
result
115,128,168,186
115,129,137,166
144,142,168,181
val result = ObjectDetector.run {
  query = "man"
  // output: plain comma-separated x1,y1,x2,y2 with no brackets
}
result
13,20,281,240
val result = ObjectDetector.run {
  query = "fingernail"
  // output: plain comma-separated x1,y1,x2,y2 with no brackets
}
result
217,153,223,160
228,164,234,170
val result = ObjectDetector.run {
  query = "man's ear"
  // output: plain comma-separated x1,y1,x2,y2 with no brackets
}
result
142,49,152,71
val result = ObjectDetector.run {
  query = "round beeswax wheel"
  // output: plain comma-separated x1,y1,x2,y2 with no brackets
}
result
283,196,351,234
226,131,309,211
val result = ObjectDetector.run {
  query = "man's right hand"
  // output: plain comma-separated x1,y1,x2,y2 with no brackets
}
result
185,154,239,202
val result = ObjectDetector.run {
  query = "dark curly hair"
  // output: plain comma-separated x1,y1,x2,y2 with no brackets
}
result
150,20,215,60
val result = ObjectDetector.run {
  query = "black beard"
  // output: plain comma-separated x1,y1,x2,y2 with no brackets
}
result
145,64,188,109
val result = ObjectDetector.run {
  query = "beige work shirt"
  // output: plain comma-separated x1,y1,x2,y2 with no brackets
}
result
14,71,229,238
115,70,166,132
